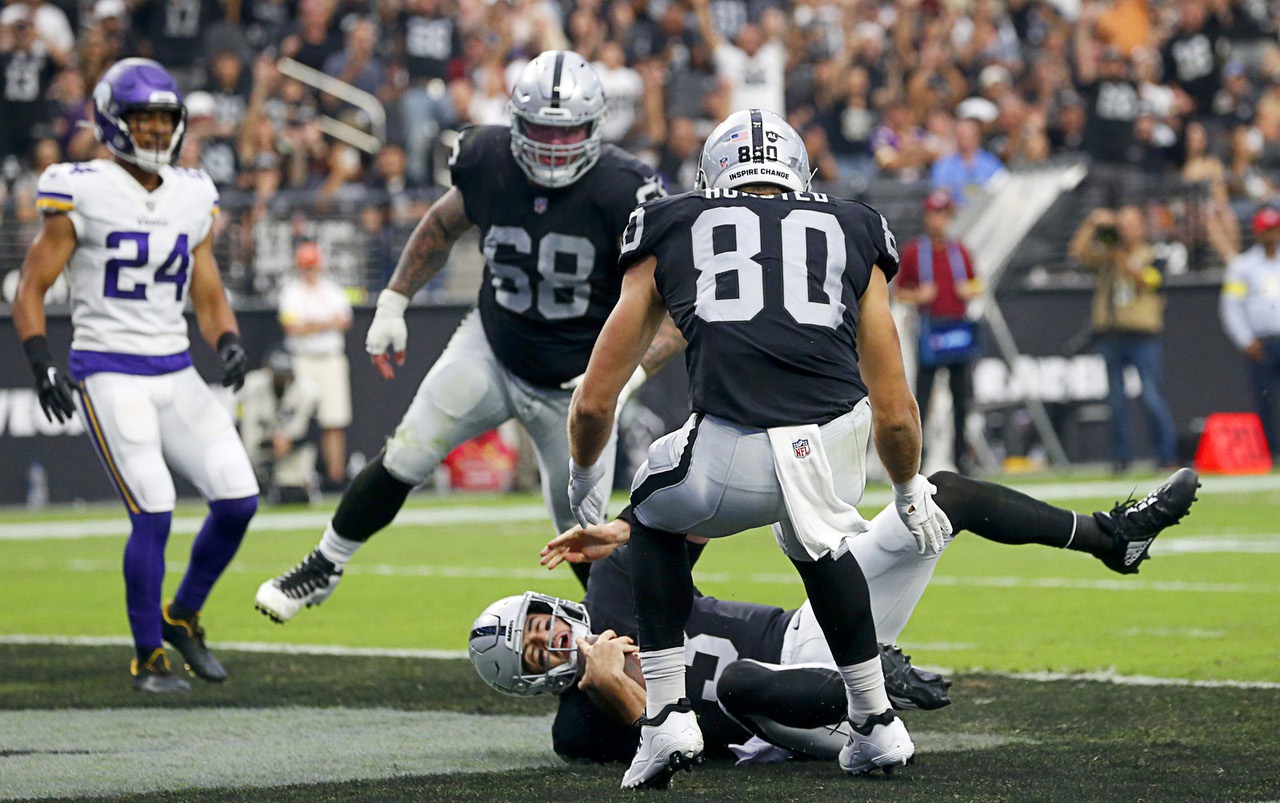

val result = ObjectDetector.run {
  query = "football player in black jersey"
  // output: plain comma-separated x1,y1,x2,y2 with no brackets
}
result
568,109,953,787
468,466,1199,765
255,51,675,623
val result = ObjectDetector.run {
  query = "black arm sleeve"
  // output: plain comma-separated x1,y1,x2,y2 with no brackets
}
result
551,686,640,763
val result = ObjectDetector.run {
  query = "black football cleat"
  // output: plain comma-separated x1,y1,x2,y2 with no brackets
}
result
1095,467,1200,575
131,648,192,693
162,600,227,682
880,644,952,710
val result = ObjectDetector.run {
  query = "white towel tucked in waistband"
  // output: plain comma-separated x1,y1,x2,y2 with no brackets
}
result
767,423,870,560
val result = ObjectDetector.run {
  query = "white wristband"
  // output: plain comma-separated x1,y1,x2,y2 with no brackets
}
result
376,289,410,314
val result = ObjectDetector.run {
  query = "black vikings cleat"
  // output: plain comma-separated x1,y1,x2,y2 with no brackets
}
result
131,648,191,694
162,600,227,682
1095,467,1200,575
880,644,952,710
255,548,343,623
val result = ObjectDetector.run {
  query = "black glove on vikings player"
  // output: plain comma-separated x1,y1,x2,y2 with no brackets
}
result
217,332,248,391
23,335,77,424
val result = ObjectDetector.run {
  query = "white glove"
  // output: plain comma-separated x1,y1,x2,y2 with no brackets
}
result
560,365,648,409
365,289,410,358
568,459,608,528
892,474,951,555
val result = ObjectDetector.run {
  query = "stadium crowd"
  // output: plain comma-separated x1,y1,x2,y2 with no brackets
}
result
1,0,1278,287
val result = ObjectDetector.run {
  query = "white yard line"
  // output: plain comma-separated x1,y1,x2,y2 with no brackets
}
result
2,634,1276,690
41,557,1280,593
4,473,1279,541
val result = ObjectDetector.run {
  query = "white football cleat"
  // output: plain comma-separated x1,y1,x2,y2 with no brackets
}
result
839,710,915,775
254,549,343,624
621,699,704,790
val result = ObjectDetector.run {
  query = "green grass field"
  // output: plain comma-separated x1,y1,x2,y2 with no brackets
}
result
2,472,1278,800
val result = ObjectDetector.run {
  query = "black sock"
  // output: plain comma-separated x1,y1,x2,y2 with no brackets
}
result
929,470,1112,555
331,454,414,542
789,552,878,666
167,599,195,621
630,518,693,651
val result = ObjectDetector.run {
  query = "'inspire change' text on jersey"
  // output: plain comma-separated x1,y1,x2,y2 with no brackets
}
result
617,188,899,428
449,125,664,387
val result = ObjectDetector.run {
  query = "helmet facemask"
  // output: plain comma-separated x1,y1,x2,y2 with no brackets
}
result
509,111,605,188
113,107,187,173
92,59,188,174
507,50,608,189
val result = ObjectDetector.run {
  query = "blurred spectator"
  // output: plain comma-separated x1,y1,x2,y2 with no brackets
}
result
1220,206,1280,462
694,0,786,116
1227,123,1273,203
655,116,700,192
206,50,249,134
1181,119,1240,263
358,203,396,288
279,0,343,74
239,348,322,505
1076,41,1140,170
1160,0,1226,120
1213,60,1256,133
595,41,643,145
1070,206,1178,472
322,17,384,100
814,65,877,184
180,90,240,188
0,0,72,62
369,144,427,223
1047,89,1087,153
0,7,61,163
399,0,460,187
278,241,353,489
132,0,221,90
872,99,936,182
894,190,982,473
931,117,1005,205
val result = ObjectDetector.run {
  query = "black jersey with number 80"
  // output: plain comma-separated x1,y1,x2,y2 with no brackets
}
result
618,188,899,429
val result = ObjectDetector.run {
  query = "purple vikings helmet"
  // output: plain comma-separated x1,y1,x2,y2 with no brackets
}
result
92,58,187,173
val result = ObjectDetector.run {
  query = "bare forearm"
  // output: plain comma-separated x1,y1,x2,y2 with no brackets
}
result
12,282,49,342
569,396,614,467
639,316,686,377
874,407,922,484
581,670,647,725
196,301,239,350
386,188,470,297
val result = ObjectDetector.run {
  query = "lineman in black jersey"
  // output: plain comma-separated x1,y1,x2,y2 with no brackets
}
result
568,109,952,787
470,466,1199,764
255,51,667,624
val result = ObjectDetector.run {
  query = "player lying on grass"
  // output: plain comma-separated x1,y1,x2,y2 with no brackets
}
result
469,467,1199,763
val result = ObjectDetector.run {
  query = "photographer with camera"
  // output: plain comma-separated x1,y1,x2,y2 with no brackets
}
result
1070,206,1178,474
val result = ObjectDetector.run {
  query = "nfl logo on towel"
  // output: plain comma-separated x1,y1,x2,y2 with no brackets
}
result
792,439,810,459
533,197,548,214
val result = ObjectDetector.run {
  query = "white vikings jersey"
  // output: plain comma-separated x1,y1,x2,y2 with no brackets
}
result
36,160,219,357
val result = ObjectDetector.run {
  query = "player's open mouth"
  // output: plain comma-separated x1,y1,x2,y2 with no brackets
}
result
553,630,572,651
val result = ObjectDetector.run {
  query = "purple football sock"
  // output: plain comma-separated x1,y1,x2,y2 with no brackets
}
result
124,510,172,655
174,496,257,612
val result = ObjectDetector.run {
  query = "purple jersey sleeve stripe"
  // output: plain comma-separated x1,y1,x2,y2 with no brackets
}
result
37,191,75,201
